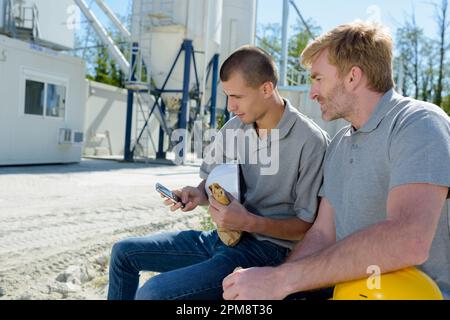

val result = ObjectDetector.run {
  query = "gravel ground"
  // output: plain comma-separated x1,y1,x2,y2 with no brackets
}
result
0,159,206,300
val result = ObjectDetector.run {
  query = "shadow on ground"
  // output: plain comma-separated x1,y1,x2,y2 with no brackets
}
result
0,158,201,176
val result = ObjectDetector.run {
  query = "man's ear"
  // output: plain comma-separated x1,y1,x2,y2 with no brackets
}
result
261,81,275,97
346,66,363,90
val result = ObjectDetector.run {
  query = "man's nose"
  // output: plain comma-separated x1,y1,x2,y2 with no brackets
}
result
309,87,319,101
227,99,237,113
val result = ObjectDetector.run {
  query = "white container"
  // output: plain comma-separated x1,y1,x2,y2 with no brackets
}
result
0,35,86,165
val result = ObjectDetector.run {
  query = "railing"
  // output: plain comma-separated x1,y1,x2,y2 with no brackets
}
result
1,0,17,36
1,0,40,40
31,3,40,39
286,66,309,86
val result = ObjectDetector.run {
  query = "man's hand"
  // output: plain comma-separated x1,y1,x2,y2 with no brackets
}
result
222,267,287,300
163,184,208,212
208,193,252,231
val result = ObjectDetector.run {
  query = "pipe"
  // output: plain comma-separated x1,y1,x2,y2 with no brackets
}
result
178,39,193,164
280,0,289,86
73,0,130,75
124,42,139,162
94,0,131,41
210,53,219,128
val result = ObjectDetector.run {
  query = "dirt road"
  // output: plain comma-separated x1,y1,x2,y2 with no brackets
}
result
0,159,205,300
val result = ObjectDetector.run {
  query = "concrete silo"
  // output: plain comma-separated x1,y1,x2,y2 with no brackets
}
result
76,0,257,164
129,0,256,163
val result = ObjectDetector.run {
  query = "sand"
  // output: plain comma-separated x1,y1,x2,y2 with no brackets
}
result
0,159,205,300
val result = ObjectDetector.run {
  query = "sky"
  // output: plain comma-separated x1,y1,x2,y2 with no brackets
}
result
258,0,439,40
93,0,442,41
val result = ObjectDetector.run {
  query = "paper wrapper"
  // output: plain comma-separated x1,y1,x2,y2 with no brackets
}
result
209,183,243,247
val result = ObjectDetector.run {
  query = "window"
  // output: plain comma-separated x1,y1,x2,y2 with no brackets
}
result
46,84,66,118
24,80,44,116
23,77,67,119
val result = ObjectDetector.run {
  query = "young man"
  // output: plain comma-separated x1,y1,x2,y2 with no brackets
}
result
107,46,329,300
223,21,450,300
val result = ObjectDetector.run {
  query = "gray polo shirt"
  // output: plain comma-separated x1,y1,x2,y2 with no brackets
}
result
200,100,330,249
320,89,450,293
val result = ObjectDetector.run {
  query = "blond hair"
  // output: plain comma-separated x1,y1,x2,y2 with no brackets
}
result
301,21,394,93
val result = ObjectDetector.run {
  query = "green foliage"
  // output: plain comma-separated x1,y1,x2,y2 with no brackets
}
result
287,19,321,75
91,40,126,88
443,95,450,116
256,19,321,86
72,15,130,88
216,114,226,130
395,2,449,105
257,23,282,62
199,207,215,231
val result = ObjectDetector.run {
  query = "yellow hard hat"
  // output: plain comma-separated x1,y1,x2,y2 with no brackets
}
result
333,267,443,300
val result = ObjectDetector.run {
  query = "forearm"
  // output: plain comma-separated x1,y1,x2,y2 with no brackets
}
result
247,216,312,241
196,180,209,206
285,228,334,262
277,220,424,296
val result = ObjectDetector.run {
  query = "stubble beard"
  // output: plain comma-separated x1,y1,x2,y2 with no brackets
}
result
321,82,356,122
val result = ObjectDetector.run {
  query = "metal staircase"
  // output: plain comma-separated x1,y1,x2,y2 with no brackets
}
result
128,0,180,161
74,0,177,161
1,0,40,41
75,0,219,164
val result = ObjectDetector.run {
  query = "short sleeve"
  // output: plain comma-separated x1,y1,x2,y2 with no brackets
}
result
199,118,241,180
318,184,325,198
294,131,330,223
199,130,225,180
389,109,450,192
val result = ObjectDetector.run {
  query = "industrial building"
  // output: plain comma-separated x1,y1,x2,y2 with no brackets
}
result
0,0,346,166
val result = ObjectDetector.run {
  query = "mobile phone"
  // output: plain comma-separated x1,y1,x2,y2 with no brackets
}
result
155,183,185,208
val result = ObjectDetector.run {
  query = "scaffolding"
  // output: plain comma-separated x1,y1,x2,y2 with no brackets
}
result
75,0,221,164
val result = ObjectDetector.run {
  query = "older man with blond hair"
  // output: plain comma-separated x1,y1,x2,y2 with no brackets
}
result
223,21,450,300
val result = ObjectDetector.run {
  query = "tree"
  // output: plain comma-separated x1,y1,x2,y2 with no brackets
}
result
92,44,109,83
256,23,282,64
71,12,130,88
89,44,124,87
396,12,426,99
288,18,320,57
256,18,321,86
287,18,321,85
393,1,450,108
432,0,449,107
443,94,450,115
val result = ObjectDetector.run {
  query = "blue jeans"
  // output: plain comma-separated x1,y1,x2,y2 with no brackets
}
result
442,287,450,300
107,230,290,300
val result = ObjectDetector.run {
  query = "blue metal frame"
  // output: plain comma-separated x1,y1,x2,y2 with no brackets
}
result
224,97,230,123
178,40,192,134
175,39,193,160
124,42,139,162
210,54,219,128
203,53,220,129
156,99,166,159
127,39,203,161
125,40,221,162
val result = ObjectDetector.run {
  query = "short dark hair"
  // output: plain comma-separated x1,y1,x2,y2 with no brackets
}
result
220,45,279,88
